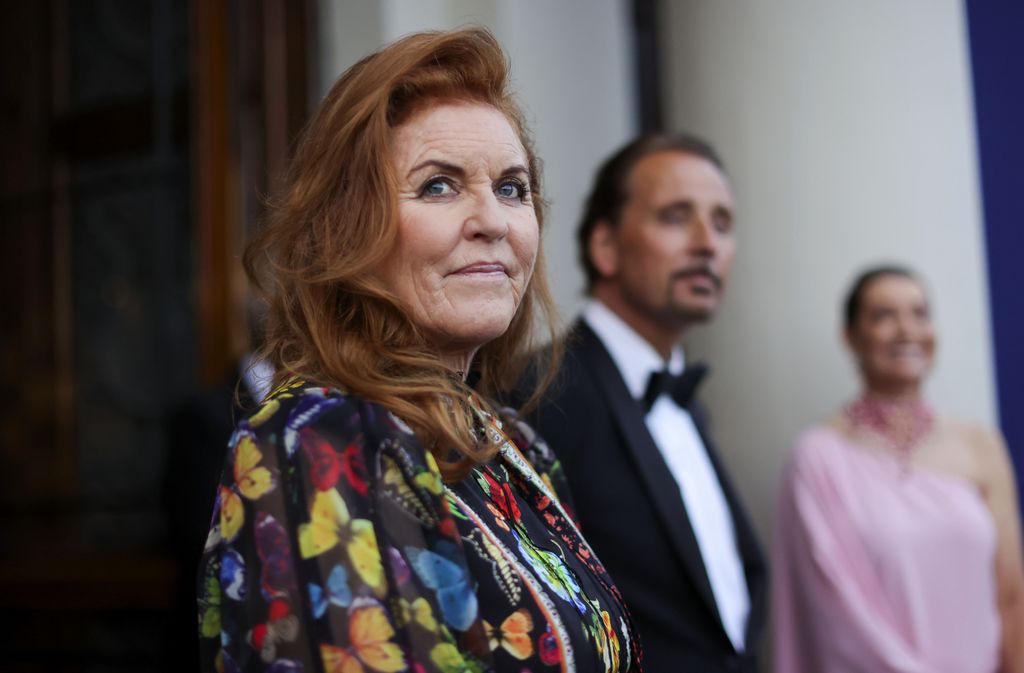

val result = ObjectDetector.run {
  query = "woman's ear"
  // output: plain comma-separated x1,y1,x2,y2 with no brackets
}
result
588,219,619,280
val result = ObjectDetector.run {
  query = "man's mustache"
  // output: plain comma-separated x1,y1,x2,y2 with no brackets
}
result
671,264,722,289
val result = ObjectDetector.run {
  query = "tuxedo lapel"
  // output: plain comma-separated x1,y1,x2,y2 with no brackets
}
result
573,321,723,627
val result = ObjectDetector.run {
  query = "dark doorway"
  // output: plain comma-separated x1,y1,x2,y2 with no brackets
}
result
0,1,312,670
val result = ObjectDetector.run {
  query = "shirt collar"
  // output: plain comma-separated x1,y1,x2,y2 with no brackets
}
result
582,299,685,400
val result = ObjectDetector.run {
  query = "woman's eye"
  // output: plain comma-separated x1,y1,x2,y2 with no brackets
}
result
496,179,528,200
421,178,454,197
870,309,894,324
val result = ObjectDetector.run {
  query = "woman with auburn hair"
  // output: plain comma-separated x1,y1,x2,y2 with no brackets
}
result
197,28,641,673
772,265,1024,673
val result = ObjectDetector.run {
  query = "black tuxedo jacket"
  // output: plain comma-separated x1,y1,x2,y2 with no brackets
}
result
519,321,767,673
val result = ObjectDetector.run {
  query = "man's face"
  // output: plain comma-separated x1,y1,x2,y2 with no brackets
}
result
591,150,736,333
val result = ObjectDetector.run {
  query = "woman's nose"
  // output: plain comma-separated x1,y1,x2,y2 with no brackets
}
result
465,191,509,240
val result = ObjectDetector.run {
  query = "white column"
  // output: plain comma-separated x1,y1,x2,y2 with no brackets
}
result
661,1,995,545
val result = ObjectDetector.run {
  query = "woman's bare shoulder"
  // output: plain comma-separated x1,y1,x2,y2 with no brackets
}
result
938,415,1009,479
940,416,1003,449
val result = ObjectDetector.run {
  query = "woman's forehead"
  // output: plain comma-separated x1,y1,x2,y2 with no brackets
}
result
391,102,526,168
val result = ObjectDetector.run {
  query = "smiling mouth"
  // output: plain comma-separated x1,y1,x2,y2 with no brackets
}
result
890,347,925,357
453,262,507,276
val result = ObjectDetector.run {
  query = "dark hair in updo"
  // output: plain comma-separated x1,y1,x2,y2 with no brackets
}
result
843,264,921,330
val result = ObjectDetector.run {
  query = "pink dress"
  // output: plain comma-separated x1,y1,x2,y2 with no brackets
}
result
772,425,1000,673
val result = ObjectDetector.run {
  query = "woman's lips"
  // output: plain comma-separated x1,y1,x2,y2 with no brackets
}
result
453,262,507,276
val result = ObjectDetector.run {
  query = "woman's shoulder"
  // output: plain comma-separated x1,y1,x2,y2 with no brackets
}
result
791,421,846,457
238,377,416,449
495,404,556,470
784,421,850,479
940,415,1003,447
939,415,1009,472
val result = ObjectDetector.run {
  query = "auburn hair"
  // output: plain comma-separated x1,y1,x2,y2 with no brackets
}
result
244,28,561,481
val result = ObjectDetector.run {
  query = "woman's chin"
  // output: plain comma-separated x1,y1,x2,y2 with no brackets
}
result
427,314,516,357
456,321,515,350
867,371,927,394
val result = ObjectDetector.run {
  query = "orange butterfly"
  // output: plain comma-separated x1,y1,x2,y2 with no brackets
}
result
484,609,533,660
320,598,406,673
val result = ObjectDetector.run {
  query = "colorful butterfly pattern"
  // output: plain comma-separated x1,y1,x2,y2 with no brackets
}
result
405,542,479,631
308,564,353,618
484,609,534,660
198,380,639,672
219,429,277,543
320,598,406,673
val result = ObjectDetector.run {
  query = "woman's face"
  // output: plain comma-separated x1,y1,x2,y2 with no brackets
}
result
382,101,539,365
846,274,935,392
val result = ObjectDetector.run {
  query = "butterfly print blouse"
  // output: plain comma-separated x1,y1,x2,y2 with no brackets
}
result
198,379,642,673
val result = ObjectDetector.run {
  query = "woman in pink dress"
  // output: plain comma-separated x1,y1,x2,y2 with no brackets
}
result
772,266,1024,673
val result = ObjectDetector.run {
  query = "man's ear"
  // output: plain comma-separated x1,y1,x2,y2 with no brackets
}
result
589,219,619,279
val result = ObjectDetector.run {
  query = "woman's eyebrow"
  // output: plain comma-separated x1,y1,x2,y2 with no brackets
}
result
500,164,530,179
406,159,464,179
406,160,531,181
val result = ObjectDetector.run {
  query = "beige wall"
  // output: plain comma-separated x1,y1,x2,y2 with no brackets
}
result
661,1,996,551
315,0,636,325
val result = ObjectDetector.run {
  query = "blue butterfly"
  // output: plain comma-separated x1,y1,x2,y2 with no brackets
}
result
282,392,344,457
308,564,353,618
219,548,247,601
405,543,478,631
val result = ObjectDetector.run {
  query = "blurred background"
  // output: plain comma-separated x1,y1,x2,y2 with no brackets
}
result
1,1,1020,670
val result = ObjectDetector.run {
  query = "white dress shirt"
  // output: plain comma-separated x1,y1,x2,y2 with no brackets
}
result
583,299,750,651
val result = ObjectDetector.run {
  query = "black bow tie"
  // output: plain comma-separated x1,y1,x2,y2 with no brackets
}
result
641,363,709,412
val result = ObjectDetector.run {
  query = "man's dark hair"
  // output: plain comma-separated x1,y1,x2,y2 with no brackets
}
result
843,264,921,330
577,133,726,291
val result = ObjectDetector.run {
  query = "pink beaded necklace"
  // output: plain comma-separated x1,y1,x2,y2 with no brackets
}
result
844,392,935,466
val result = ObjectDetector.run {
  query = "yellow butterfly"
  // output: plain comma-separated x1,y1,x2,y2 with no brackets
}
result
298,490,385,595
320,598,406,673
484,609,533,660
234,435,275,500
420,453,444,494
218,434,276,542
430,643,470,673
197,560,221,639
219,486,244,543
396,596,438,633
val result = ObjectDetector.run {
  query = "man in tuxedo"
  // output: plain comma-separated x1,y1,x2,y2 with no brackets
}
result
523,134,766,672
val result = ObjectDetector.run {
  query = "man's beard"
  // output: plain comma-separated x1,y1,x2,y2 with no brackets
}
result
620,281,719,332
663,263,722,325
